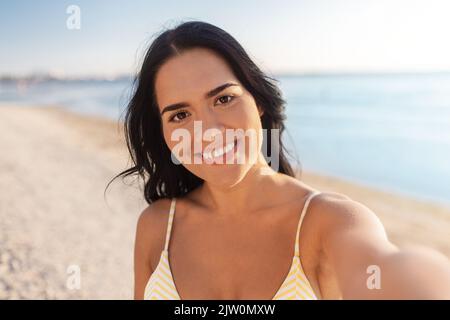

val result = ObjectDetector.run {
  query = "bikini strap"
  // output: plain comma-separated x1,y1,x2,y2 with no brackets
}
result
163,197,177,251
294,191,321,257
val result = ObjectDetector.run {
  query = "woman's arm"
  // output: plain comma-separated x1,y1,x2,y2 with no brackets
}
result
133,207,154,300
316,193,450,299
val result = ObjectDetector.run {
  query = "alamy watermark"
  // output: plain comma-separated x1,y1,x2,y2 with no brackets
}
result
169,121,280,173
66,5,81,30
66,264,81,290
366,264,381,290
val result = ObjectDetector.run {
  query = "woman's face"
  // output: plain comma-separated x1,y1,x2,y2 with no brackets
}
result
154,47,265,187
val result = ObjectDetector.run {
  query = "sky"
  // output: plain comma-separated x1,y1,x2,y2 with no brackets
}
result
1,0,450,77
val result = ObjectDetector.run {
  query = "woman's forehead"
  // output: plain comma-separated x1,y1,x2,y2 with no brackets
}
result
155,48,238,106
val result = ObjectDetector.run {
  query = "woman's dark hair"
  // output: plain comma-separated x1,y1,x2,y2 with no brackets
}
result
106,20,298,204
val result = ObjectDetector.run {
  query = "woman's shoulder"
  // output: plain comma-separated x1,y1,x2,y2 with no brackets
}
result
137,198,173,226
304,190,388,249
310,191,382,227
283,175,384,240
136,198,174,233
135,198,174,266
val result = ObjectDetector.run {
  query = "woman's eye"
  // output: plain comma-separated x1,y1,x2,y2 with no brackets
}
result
169,110,190,123
168,96,234,123
215,95,235,106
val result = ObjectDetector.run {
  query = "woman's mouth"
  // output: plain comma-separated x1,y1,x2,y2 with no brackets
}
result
196,138,239,164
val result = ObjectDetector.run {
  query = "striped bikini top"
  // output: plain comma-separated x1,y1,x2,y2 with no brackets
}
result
144,191,321,300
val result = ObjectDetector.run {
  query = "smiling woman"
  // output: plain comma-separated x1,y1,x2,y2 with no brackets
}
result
106,20,450,300
108,21,294,203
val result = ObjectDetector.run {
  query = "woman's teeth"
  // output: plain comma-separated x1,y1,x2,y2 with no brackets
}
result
203,140,235,161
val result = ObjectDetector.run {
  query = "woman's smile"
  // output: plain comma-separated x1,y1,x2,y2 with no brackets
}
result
195,137,240,165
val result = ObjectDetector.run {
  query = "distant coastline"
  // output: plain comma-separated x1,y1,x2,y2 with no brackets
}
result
3,69,450,84
0,74,133,84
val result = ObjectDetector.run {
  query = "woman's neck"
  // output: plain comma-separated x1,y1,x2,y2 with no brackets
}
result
197,154,281,217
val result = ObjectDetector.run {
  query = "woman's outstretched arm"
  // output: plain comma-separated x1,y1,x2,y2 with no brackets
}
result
315,193,450,299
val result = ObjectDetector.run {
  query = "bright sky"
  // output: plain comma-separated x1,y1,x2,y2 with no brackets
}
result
2,0,450,77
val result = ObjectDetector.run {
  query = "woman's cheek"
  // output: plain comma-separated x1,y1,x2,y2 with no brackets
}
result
163,130,173,150
164,129,183,160
166,125,203,166
226,100,253,127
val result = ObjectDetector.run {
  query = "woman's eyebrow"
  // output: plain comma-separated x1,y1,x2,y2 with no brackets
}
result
160,82,240,116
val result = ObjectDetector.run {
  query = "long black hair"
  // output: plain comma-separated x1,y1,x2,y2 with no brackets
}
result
106,20,299,204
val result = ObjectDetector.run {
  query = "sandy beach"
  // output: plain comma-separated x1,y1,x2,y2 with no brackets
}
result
0,105,449,299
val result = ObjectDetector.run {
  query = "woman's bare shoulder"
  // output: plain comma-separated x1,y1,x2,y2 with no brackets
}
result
135,198,174,265
308,191,385,234
137,198,173,230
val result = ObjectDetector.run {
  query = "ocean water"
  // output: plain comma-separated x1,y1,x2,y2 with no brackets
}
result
279,73,450,206
1,73,449,206
0,78,133,119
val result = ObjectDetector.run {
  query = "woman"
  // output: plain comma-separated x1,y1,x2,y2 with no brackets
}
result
112,21,450,299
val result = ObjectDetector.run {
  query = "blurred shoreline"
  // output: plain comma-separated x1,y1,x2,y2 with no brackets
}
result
0,104,449,299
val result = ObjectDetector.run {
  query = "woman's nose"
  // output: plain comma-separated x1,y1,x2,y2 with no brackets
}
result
193,110,226,146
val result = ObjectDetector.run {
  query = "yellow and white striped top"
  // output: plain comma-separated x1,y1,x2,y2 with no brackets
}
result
144,191,321,300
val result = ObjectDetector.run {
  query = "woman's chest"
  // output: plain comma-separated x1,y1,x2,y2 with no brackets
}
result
165,208,321,299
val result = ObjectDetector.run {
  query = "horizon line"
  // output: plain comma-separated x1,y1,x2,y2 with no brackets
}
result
3,69,450,81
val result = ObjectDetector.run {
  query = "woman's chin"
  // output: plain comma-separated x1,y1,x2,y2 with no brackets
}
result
195,162,251,187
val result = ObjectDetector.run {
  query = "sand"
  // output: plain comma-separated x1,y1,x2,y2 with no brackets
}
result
0,104,449,299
